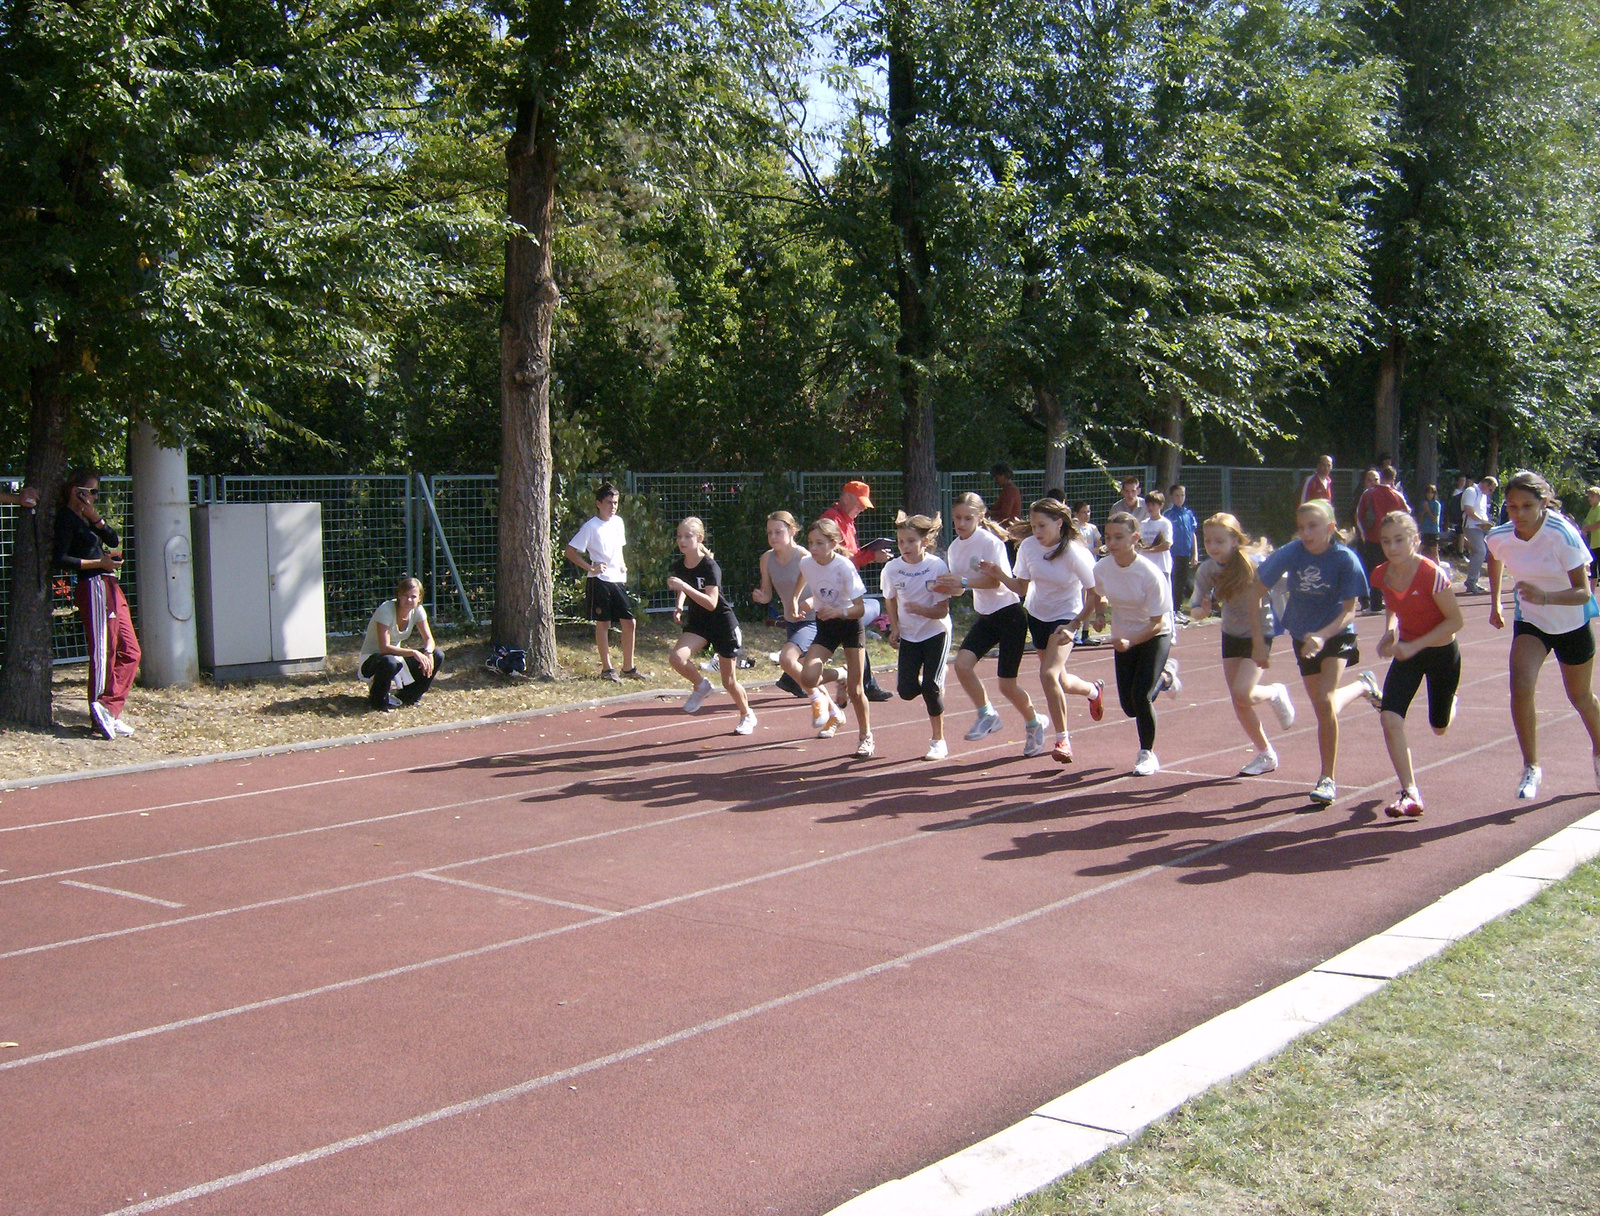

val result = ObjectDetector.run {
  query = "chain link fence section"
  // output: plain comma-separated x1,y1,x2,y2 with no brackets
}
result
426,475,497,624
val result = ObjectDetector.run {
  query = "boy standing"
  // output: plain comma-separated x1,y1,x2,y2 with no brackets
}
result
565,483,650,682
1165,484,1199,614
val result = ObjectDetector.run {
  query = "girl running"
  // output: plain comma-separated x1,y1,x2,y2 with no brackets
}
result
666,517,756,735
751,510,841,723
882,512,954,760
1251,500,1379,806
1486,469,1600,800
1092,512,1176,775
1190,513,1296,775
1367,510,1463,817
794,518,874,757
930,492,1051,757
980,499,1105,763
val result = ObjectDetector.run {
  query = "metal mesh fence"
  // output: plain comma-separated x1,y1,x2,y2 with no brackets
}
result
427,474,497,624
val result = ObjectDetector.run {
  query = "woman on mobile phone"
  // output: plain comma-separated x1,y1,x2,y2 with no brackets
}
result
54,468,141,739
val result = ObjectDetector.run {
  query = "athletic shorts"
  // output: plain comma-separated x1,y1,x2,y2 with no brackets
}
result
1382,641,1461,727
1028,614,1076,651
585,578,635,623
1221,632,1272,661
814,616,866,653
959,602,1028,680
1293,629,1359,677
782,619,818,652
683,613,743,659
1514,619,1597,667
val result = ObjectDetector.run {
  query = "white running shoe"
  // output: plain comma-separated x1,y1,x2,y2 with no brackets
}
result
854,734,876,759
111,717,135,737
818,697,847,738
1023,717,1048,758
924,739,948,761
1132,749,1160,776
684,678,714,714
1356,669,1383,709
964,707,1003,741
1155,659,1181,699
733,712,757,736
1309,776,1337,805
1269,684,1296,731
90,702,116,740
810,691,831,730
1238,750,1279,776
1516,764,1542,801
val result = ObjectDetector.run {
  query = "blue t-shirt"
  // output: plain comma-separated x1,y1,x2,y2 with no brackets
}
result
1254,539,1369,639
1418,500,1442,536
1165,505,1200,557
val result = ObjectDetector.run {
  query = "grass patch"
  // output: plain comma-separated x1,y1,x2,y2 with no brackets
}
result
1000,861,1600,1216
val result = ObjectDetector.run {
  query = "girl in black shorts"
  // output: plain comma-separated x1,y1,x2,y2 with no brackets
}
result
796,518,875,757
667,516,756,736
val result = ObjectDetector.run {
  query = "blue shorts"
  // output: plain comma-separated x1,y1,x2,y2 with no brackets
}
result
783,619,818,652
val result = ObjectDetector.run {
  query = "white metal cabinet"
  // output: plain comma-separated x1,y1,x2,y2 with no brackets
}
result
192,503,326,680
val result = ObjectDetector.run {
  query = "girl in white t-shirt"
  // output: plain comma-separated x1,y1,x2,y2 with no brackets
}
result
794,517,874,757
1486,469,1600,800
883,512,953,760
358,577,440,710
1093,512,1176,775
930,493,1050,757
981,499,1105,764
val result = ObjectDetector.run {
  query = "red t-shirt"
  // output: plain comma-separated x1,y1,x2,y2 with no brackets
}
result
1357,485,1409,540
1374,557,1450,642
995,484,1023,524
1301,473,1333,504
820,504,875,570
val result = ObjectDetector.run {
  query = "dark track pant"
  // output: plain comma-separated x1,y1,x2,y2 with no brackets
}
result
361,650,444,707
1114,632,1172,751
896,632,950,718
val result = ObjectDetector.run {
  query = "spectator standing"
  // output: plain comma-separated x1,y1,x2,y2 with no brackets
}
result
54,469,141,739
819,480,894,701
991,464,1024,529
1460,475,1498,593
1300,455,1335,505
565,483,650,682
1444,474,1469,555
1415,484,1443,560
1356,469,1407,613
1116,475,1150,522
1581,486,1600,580
1164,484,1199,613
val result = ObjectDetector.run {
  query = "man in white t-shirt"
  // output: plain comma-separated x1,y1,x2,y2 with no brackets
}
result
565,483,650,683
1460,475,1498,593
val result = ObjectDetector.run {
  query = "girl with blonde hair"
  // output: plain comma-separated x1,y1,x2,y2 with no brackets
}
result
882,511,954,759
667,516,756,734
792,517,875,756
752,509,842,720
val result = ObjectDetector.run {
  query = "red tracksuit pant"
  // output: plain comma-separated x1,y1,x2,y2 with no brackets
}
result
74,574,141,717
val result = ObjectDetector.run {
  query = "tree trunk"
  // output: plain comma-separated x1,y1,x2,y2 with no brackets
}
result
495,95,561,679
0,342,73,726
887,7,937,516
1157,395,1184,492
1414,404,1438,493
1037,386,1068,492
1486,426,1500,477
1374,330,1404,462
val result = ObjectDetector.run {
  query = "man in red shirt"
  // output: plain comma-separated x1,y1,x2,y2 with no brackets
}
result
1356,467,1409,612
820,480,894,701
1301,454,1334,504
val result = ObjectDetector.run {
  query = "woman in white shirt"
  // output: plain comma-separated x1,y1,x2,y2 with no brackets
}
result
1486,469,1600,800
1093,513,1177,775
358,577,439,710
981,499,1105,764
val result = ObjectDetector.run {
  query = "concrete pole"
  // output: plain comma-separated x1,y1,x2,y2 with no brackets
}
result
130,421,199,687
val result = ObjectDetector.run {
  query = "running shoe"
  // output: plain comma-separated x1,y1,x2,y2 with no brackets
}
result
1516,764,1542,801
818,697,847,738
1155,659,1182,699
1023,717,1049,758
684,678,714,714
1053,736,1074,765
90,702,116,740
1385,789,1425,818
854,734,876,758
112,717,135,737
600,667,623,684
924,739,948,761
733,712,757,736
864,682,893,703
1087,679,1106,722
964,707,1003,741
775,672,804,698
1268,684,1296,731
1132,749,1160,776
810,691,832,730
1309,776,1337,806
621,666,651,681
1238,750,1279,776
1356,669,1383,710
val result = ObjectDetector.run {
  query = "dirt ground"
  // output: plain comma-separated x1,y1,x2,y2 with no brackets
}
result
0,617,874,783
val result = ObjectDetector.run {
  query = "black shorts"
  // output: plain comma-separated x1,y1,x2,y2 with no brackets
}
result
1513,619,1597,667
813,616,866,653
1293,629,1359,677
682,613,742,659
959,602,1028,680
1221,632,1272,661
1383,641,1461,727
585,579,635,623
1028,614,1077,651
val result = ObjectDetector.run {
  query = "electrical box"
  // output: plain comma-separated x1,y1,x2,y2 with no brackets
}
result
191,503,326,681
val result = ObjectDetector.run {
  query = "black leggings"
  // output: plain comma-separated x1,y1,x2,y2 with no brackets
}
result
1382,641,1461,728
897,632,949,718
1114,633,1172,750
361,650,443,706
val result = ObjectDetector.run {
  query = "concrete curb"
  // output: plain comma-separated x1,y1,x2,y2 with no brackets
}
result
825,808,1600,1216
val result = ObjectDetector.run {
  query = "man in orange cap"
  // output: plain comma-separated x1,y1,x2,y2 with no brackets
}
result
821,480,894,701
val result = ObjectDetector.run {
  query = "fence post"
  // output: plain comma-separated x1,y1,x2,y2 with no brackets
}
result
1221,467,1232,514
415,473,476,625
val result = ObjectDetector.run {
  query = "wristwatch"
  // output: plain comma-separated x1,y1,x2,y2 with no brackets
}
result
961,577,969,589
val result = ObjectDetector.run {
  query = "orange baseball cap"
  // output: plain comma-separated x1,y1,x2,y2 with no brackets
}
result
842,480,873,509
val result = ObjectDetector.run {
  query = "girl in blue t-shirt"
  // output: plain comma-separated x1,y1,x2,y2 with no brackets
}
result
1252,500,1381,807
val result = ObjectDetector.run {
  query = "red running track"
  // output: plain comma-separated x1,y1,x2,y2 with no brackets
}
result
1,608,1594,1215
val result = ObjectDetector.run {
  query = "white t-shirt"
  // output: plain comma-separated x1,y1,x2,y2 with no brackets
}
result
1014,536,1098,622
1079,522,1102,553
1095,553,1173,638
946,529,1020,615
1138,515,1174,575
799,553,867,617
881,555,952,644
1486,513,1594,635
568,514,628,584
1460,485,1491,530
360,599,427,662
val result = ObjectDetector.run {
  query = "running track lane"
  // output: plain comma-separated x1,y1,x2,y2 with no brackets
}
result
0,609,1593,1216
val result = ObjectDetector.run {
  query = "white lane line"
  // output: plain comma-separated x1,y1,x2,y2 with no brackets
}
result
59,881,185,910
413,873,620,916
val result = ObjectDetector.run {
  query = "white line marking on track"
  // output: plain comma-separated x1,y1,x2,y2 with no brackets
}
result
59,881,185,909
413,873,620,916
